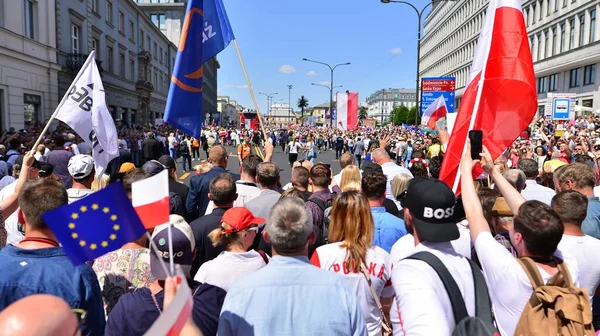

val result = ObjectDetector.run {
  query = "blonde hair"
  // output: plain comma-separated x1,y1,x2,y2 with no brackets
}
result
328,191,374,272
340,165,361,192
91,174,110,191
391,174,412,199
208,224,244,250
195,160,213,174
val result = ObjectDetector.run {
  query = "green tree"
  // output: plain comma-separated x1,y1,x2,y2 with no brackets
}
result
406,106,419,125
359,106,368,121
393,105,410,125
297,96,309,120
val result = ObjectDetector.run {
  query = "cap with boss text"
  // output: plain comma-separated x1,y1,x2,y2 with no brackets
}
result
150,215,195,280
402,178,459,242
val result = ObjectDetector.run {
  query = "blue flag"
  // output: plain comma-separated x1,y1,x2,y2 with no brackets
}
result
42,182,147,266
164,0,235,138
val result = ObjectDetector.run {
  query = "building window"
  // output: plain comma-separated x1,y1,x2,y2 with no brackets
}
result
579,14,585,47
547,0,552,16
129,59,135,81
150,13,166,30
140,30,145,49
552,28,557,55
549,73,558,91
159,47,163,64
561,23,566,52
23,0,35,39
531,38,536,59
569,68,581,87
591,9,596,42
537,34,543,60
532,3,536,23
584,64,596,85
570,18,575,49
119,52,125,77
153,42,157,58
562,0,566,7
537,76,547,93
106,46,113,72
538,1,543,20
91,38,98,51
544,31,549,58
106,0,113,24
129,21,134,40
92,0,99,13
118,12,124,33
71,24,80,54
146,36,150,51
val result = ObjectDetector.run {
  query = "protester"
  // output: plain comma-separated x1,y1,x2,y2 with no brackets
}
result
66,154,95,203
179,135,193,172
390,173,412,210
553,163,600,239
305,163,338,232
141,132,161,163
340,164,362,192
194,207,268,291
0,178,105,335
333,152,356,185
187,145,239,219
503,169,527,192
287,136,302,166
362,170,407,252
244,161,281,221
105,216,226,336
286,166,312,199
371,148,413,200
46,136,75,188
158,154,190,215
218,197,367,335
91,174,110,191
237,136,252,167
518,158,555,204
310,191,393,336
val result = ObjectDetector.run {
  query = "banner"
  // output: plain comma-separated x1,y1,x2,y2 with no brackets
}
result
336,93,358,131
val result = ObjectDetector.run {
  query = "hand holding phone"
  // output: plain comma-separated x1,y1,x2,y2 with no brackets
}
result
469,130,483,160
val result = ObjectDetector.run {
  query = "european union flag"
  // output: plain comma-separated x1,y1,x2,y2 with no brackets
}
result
42,182,147,266
164,0,234,138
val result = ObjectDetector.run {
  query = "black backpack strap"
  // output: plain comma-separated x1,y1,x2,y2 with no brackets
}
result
407,252,469,325
467,259,494,326
307,197,327,212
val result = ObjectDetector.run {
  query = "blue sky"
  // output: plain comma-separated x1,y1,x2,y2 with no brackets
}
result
216,0,430,112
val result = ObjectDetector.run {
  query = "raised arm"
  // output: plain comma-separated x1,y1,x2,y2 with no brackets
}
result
0,151,34,218
480,146,526,214
459,143,489,244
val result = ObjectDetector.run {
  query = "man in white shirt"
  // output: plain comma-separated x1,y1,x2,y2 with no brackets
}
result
461,146,579,336
333,153,356,186
393,178,482,335
518,158,555,204
205,155,261,215
371,148,413,200
552,190,600,304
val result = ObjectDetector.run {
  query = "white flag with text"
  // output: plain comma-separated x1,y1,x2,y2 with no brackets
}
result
55,51,118,176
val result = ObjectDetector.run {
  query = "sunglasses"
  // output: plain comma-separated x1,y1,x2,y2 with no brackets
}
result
246,226,259,233
72,309,86,336
396,190,408,205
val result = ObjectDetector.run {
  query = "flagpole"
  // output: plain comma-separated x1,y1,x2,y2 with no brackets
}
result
233,39,268,143
32,52,97,151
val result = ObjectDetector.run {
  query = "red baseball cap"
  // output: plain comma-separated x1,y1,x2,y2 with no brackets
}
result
220,208,266,233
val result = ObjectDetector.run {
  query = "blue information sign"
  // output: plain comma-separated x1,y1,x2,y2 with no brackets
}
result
420,77,456,116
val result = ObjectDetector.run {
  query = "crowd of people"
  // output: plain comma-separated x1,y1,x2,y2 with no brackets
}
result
0,114,599,335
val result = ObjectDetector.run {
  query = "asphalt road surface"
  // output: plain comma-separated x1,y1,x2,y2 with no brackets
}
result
173,145,346,187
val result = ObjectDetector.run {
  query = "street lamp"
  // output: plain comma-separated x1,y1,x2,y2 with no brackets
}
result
311,83,343,90
302,58,351,127
380,0,454,124
287,85,293,124
258,92,277,124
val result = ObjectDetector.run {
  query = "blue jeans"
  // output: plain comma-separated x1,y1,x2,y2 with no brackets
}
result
182,155,191,171
170,148,177,160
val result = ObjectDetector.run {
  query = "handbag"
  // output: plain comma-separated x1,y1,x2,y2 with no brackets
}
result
360,263,392,336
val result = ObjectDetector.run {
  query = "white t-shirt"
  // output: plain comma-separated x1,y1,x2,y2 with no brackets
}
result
475,231,580,336
288,141,301,154
392,241,476,336
558,234,600,304
311,242,393,336
0,182,22,245
193,250,267,292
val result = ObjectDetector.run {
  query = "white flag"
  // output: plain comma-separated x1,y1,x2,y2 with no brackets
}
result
55,51,118,176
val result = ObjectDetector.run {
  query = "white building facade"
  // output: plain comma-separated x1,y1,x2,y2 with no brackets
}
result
365,88,416,121
0,0,61,129
420,0,600,114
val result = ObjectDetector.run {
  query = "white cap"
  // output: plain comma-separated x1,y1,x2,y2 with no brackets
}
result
68,154,94,179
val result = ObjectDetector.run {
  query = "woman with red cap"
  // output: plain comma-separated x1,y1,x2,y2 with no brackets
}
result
193,207,269,291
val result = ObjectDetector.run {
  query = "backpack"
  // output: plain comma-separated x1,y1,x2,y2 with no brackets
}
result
306,196,334,247
177,141,188,154
514,257,593,336
407,252,498,336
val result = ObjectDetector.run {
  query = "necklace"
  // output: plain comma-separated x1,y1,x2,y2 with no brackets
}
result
150,292,161,313
20,237,59,247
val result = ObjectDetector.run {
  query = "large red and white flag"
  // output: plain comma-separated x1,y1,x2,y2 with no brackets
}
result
132,170,170,229
336,92,358,131
421,95,448,131
439,0,537,192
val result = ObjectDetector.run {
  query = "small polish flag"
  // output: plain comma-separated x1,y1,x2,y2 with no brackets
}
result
421,95,448,131
132,170,170,229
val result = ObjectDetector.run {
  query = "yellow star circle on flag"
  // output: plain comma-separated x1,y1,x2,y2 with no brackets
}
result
67,203,122,251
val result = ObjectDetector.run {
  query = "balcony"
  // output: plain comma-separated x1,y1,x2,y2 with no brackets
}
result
66,53,103,74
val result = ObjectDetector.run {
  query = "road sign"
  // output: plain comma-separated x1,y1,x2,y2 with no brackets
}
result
546,93,576,120
420,77,456,116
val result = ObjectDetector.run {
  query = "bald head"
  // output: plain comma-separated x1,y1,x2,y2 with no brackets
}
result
209,145,228,167
503,169,526,192
372,148,391,165
0,294,80,336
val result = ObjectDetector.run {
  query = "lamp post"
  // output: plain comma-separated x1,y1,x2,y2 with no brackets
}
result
381,89,385,126
302,58,351,127
380,0,453,124
258,92,277,124
287,85,293,124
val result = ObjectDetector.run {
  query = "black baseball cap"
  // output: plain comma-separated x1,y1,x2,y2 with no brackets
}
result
402,178,459,242
158,155,175,169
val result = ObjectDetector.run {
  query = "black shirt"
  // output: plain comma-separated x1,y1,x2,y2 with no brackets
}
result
383,198,401,218
189,207,231,278
168,176,190,219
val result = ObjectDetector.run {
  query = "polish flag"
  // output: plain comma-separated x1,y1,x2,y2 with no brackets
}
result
421,95,448,131
132,170,170,229
336,92,359,131
439,0,537,193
